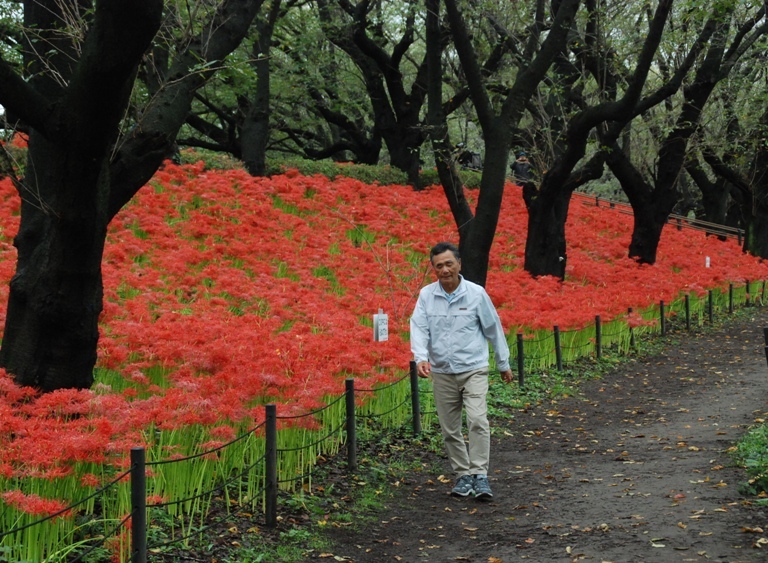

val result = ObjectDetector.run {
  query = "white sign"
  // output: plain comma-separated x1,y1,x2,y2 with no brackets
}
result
373,309,388,342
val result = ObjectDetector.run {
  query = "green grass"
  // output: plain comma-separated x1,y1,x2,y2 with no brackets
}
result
733,421,768,502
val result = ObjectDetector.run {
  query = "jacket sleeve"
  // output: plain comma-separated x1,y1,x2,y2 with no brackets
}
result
410,291,430,364
477,291,511,372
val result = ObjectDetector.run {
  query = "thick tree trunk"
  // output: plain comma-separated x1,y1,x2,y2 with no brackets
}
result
628,207,667,264
745,205,768,257
0,0,162,391
0,133,108,391
460,134,511,285
523,190,571,278
241,0,281,176
743,197,768,258
384,126,424,189
241,53,271,176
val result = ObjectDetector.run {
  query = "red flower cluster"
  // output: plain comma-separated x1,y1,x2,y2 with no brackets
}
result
0,162,765,483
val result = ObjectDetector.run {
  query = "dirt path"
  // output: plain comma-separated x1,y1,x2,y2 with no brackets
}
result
321,309,768,562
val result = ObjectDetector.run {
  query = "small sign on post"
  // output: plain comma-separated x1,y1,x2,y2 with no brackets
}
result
373,308,388,342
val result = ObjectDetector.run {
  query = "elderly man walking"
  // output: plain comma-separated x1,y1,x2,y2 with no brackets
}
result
410,242,513,499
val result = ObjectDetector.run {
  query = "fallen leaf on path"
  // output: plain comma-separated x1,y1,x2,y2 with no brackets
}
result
742,526,764,533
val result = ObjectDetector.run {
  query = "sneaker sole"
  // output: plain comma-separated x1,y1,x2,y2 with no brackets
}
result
451,489,475,497
474,491,493,501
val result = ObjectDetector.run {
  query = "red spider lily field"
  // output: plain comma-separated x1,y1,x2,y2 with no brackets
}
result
1,158,767,558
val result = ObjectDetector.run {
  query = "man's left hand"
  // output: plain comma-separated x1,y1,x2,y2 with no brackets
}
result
500,369,513,383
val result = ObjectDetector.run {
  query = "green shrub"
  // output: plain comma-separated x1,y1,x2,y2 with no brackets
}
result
178,148,245,170
733,422,768,498
175,149,486,190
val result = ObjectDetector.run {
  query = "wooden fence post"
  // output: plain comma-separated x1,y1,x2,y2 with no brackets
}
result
265,404,277,527
595,315,602,359
345,379,357,471
409,361,421,436
130,447,147,563
554,326,563,371
516,333,524,388
729,283,734,314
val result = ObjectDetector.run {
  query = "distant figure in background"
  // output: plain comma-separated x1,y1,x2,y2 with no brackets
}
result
510,151,537,209
455,143,483,171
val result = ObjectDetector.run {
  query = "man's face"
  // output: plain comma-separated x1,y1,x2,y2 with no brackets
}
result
431,250,461,290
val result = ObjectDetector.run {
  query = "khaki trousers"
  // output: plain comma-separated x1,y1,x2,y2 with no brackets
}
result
431,368,490,476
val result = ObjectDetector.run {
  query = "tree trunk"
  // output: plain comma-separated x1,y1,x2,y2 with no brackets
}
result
460,133,511,285
0,0,163,390
523,189,571,278
241,0,282,176
743,197,768,258
0,134,108,390
627,206,667,264
387,129,424,189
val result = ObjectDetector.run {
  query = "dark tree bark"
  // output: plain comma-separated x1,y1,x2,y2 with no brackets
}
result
241,0,284,176
524,0,674,277
0,0,163,391
0,0,264,391
109,0,266,218
605,7,767,264
702,123,768,259
316,0,428,187
442,0,582,285
425,0,472,242
685,157,732,239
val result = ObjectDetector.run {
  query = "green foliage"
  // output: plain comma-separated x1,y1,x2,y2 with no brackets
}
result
179,148,245,171
345,225,375,248
733,423,768,499
0,139,27,180
266,157,407,185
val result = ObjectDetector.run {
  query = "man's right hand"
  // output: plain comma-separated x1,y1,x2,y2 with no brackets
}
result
416,361,431,378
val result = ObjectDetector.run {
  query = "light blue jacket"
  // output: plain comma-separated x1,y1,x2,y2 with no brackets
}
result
410,276,511,374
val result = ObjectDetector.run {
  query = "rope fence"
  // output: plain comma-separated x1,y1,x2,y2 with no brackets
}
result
1,280,764,562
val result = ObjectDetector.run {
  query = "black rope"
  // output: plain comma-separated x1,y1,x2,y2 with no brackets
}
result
147,421,266,467
148,452,267,510
0,467,132,539
358,395,410,420
276,392,347,420
68,513,132,563
356,371,410,393
276,421,345,453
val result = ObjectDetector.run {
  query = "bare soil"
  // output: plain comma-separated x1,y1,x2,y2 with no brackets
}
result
319,309,768,563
